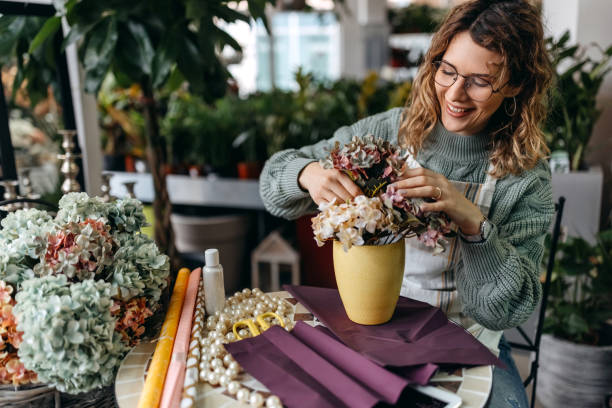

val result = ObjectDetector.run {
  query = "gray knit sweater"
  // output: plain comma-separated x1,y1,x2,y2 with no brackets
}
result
259,107,554,331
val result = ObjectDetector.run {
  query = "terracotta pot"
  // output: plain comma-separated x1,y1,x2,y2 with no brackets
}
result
333,240,405,325
237,162,263,179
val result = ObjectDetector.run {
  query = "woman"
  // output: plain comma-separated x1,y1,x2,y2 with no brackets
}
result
260,0,554,406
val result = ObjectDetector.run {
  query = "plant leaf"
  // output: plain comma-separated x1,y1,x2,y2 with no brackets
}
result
113,21,154,82
0,17,26,58
63,21,98,49
214,26,242,52
80,17,118,93
125,20,154,75
151,29,179,88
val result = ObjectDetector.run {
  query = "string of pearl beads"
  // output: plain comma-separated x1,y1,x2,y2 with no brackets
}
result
199,287,292,407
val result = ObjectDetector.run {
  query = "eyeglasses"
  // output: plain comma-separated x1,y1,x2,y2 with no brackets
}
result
432,60,507,102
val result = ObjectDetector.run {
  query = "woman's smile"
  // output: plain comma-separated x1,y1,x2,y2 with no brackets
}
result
445,102,474,117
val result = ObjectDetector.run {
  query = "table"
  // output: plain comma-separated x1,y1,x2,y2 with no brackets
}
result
115,291,493,408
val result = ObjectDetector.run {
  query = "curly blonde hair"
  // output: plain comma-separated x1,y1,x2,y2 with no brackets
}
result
399,0,553,178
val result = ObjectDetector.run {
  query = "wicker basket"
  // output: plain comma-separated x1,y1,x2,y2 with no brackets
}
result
0,383,118,408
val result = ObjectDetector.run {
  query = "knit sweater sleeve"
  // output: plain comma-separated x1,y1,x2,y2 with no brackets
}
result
259,108,404,220
457,161,554,331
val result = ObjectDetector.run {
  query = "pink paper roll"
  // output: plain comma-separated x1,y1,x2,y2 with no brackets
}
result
159,268,202,408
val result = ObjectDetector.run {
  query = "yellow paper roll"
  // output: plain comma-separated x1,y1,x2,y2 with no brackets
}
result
137,268,190,408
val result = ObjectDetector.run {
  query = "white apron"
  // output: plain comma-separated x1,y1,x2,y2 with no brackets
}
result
400,162,502,352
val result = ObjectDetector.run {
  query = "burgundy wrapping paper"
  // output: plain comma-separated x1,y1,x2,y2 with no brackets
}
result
225,323,411,408
285,285,503,369
312,324,439,385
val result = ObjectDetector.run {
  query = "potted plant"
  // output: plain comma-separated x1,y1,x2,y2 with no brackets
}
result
538,228,612,408
98,75,146,172
311,135,453,325
543,31,612,171
387,4,447,34
23,0,276,268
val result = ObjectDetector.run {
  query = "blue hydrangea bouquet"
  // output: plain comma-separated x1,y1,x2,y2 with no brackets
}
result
0,193,170,393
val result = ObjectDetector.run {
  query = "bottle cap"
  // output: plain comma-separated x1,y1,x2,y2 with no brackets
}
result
205,248,219,267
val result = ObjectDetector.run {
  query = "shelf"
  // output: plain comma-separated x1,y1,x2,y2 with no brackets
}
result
108,172,265,210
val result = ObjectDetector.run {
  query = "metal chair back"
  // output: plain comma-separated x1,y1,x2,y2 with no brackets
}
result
509,196,565,408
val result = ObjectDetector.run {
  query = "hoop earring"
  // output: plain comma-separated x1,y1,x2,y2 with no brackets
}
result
504,96,517,117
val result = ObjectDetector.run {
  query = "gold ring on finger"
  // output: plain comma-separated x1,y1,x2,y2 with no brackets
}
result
432,186,442,201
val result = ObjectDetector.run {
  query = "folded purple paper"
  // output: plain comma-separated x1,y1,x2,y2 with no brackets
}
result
312,324,438,385
225,322,411,408
285,285,503,369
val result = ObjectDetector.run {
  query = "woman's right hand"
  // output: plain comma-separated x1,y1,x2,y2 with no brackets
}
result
298,162,363,206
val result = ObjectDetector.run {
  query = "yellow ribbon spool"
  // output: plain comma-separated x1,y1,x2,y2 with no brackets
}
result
232,312,285,340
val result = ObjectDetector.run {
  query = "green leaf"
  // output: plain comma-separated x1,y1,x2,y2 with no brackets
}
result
210,4,250,24
65,0,106,27
556,45,579,62
151,30,179,88
82,17,117,70
176,32,204,87
214,26,242,52
567,313,589,336
185,0,207,21
558,31,570,48
30,16,62,55
162,66,185,93
248,0,272,33
113,21,154,82
0,16,26,58
81,18,118,93
63,21,98,49
124,21,154,75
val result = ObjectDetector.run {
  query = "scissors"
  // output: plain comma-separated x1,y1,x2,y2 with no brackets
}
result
232,312,285,340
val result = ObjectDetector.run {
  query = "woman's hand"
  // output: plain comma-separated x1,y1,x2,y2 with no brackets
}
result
390,167,484,235
298,162,363,206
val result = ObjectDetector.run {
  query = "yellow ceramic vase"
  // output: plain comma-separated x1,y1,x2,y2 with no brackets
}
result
333,240,405,325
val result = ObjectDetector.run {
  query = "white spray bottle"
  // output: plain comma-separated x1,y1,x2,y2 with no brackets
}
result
203,248,225,315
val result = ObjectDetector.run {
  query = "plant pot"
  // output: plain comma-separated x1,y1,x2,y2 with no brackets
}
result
332,240,405,325
236,162,262,180
538,334,612,408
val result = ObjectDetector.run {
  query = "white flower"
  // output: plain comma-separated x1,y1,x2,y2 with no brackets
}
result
337,227,364,251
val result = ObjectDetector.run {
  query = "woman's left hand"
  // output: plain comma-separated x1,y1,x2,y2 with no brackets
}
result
390,167,484,235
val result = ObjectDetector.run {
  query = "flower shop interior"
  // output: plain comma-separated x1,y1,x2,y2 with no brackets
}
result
0,0,611,407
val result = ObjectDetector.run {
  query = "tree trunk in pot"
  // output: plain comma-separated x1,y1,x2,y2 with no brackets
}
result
538,334,612,408
141,81,179,272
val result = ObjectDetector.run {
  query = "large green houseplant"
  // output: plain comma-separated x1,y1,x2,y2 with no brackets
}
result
543,31,612,171
539,229,612,407
22,0,275,267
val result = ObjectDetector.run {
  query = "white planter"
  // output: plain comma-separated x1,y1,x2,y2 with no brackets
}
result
171,214,249,293
551,169,603,244
538,334,612,408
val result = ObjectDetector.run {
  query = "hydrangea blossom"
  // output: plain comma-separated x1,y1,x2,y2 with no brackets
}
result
0,209,54,287
56,192,147,233
320,134,407,197
0,280,37,385
109,197,147,233
14,275,129,393
111,297,153,346
110,232,169,306
55,193,109,225
0,193,170,392
313,196,402,250
35,219,115,281
314,135,453,252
